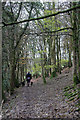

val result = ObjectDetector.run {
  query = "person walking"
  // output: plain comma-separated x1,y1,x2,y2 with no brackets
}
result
26,72,32,87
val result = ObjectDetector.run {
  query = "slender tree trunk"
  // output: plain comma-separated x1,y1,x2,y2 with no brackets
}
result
0,1,2,104
51,38,56,68
17,62,19,81
49,36,52,74
23,64,24,81
10,63,15,93
44,38,47,77
53,38,56,65
77,4,80,82
59,37,61,74
73,2,78,84
67,40,72,68
69,48,72,67
56,35,59,72
21,66,23,82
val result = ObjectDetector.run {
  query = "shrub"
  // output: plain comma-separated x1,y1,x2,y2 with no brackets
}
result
33,72,41,78
61,59,69,69
50,71,57,79
73,75,80,85
32,63,41,78
43,75,46,84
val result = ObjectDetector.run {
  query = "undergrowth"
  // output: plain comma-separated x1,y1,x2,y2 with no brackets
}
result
63,84,80,112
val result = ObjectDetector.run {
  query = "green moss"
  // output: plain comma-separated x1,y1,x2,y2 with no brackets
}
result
63,84,78,101
69,96,75,101
64,86,69,89
64,87,70,92
64,91,77,99
64,92,69,97
68,93,77,99
64,85,75,92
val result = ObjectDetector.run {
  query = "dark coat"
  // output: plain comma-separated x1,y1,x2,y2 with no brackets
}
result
26,72,32,82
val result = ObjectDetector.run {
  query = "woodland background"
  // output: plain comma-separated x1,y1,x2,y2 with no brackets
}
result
2,1,80,101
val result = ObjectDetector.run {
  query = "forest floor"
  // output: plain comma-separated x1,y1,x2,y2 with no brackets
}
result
2,67,80,119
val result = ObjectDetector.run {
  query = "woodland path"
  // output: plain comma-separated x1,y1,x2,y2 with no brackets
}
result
2,68,80,119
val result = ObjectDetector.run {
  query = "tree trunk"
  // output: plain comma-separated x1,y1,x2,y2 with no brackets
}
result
43,38,47,77
77,3,80,82
56,35,59,72
59,37,61,74
73,2,78,84
0,1,2,104
69,48,72,67
51,38,56,68
48,36,52,74
10,64,15,94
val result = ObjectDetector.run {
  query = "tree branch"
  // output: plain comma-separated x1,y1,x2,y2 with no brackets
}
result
50,27,73,32
27,27,73,35
15,2,22,21
14,3,33,49
26,32,72,37
2,5,80,26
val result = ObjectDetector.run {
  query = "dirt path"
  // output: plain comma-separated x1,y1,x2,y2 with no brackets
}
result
2,70,79,119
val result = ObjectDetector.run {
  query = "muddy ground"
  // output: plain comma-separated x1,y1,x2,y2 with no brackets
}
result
2,68,80,119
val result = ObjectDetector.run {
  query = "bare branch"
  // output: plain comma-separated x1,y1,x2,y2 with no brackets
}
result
15,2,22,21
2,5,80,26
